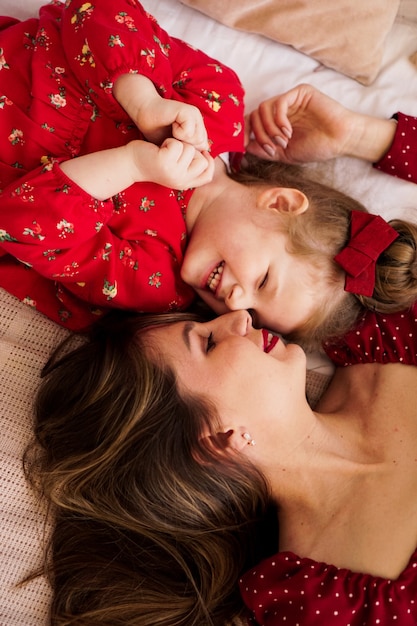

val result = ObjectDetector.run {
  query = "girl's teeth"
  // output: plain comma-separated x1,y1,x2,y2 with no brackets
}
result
207,261,224,292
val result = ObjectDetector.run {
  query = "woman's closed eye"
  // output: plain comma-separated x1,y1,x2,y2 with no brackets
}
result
206,332,216,353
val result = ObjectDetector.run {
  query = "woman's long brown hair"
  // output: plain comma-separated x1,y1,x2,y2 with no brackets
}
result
24,311,274,625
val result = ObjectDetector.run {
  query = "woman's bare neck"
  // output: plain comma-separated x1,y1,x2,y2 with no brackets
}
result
276,362,417,579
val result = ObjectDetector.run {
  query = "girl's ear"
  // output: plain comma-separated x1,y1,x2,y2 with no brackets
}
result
257,187,309,215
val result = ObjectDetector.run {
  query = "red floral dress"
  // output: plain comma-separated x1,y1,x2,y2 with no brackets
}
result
0,0,244,329
240,303,417,625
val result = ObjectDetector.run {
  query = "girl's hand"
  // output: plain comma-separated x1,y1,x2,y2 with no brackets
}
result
114,73,209,150
245,84,385,164
129,138,215,190
141,98,210,151
59,139,214,201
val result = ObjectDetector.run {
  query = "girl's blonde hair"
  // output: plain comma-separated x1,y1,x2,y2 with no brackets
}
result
232,156,417,350
24,310,273,625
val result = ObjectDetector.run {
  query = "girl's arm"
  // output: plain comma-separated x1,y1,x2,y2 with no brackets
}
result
113,74,209,150
60,0,245,157
59,139,214,200
0,161,196,316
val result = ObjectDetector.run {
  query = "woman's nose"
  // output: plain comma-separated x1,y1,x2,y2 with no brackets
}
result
215,310,252,338
225,284,253,311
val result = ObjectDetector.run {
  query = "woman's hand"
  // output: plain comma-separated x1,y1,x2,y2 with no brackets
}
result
114,73,209,150
245,84,396,164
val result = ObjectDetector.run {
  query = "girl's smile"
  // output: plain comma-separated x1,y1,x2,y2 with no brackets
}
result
182,208,325,335
206,260,225,294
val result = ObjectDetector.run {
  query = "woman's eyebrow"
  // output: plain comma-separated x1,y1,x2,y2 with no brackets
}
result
182,322,195,351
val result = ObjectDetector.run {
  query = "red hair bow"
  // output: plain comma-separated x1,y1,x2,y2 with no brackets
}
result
334,211,398,297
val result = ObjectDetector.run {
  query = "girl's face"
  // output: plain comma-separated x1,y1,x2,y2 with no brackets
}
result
144,311,307,442
181,185,329,335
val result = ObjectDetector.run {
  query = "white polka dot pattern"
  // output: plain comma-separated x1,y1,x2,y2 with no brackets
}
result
240,550,417,624
374,112,417,183
323,304,417,367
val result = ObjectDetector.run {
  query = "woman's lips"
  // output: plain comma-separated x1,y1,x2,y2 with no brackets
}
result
262,328,279,353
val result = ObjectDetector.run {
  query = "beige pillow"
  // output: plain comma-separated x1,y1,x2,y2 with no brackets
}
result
180,0,400,85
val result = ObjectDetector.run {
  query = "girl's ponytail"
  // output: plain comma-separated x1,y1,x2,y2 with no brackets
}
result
360,219,417,313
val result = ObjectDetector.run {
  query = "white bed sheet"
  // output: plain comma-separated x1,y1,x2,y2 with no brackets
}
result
142,0,417,222
0,0,417,623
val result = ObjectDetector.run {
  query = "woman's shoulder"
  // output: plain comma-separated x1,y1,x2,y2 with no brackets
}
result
240,548,417,624
323,302,417,367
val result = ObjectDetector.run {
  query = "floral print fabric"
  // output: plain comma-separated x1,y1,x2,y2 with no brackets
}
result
0,0,244,329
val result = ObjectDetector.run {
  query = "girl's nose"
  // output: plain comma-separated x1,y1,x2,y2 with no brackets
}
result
225,284,253,311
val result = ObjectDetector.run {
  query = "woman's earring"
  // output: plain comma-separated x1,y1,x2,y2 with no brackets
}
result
242,432,256,446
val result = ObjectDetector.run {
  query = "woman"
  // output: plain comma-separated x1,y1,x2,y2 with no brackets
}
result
25,300,417,624
25,309,274,625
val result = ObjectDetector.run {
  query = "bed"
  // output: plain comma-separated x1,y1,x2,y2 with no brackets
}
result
1,0,417,623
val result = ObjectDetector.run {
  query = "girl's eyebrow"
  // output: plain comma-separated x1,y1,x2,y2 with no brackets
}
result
182,322,195,351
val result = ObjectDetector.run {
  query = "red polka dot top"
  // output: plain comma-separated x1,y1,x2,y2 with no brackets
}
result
240,550,417,625
324,303,417,367
240,303,417,625
374,112,417,182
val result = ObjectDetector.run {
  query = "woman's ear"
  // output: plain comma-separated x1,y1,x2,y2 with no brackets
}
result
207,428,255,452
257,187,309,215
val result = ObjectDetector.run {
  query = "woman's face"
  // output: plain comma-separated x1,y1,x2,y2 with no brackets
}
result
144,311,307,441
181,185,326,335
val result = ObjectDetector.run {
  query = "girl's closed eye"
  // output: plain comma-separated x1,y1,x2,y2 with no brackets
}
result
206,332,216,353
259,271,269,290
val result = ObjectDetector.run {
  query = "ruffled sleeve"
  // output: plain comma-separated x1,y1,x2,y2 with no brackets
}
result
60,0,245,156
0,160,195,317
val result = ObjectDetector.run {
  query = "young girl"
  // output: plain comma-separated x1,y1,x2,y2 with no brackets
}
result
4,140,417,352
182,84,417,349
180,154,417,351
0,0,244,329
1,3,416,347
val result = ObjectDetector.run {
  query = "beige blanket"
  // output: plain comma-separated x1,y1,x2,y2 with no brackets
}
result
0,289,67,625
0,283,329,624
